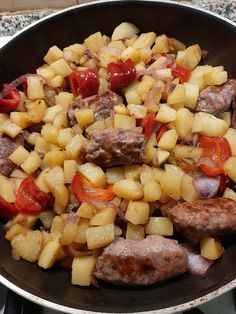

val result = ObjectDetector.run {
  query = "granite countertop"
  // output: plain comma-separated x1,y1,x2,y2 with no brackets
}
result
0,0,236,37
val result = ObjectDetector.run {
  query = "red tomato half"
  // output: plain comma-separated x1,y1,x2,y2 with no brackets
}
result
0,196,18,219
0,84,20,113
171,64,191,83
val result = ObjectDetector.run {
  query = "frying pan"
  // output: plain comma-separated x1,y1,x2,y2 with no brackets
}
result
0,1,236,313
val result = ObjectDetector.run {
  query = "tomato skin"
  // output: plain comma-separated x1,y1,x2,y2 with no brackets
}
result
0,196,18,219
0,84,20,113
143,113,156,138
198,136,232,176
68,68,99,98
72,173,115,203
171,64,191,83
156,124,168,142
107,59,136,92
16,176,53,214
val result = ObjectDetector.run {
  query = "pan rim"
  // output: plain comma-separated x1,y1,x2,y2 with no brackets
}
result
0,0,236,313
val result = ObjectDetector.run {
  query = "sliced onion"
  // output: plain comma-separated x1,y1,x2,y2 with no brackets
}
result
88,200,126,221
83,49,100,61
165,79,176,93
182,244,214,275
63,245,93,257
196,157,215,169
67,212,80,224
193,175,220,199
192,134,199,147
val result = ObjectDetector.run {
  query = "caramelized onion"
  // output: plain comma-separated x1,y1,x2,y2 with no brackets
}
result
193,176,220,199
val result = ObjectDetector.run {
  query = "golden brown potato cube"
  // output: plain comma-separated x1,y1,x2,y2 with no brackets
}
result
152,35,170,54
57,128,73,148
84,32,105,53
36,65,56,80
27,77,44,100
127,104,147,119
181,174,199,202
38,240,61,269
121,47,140,63
64,160,77,184
44,45,63,64
0,119,22,138
75,109,94,129
157,129,178,151
86,223,115,250
36,168,50,193
12,213,38,229
39,211,55,229
59,222,78,246
34,136,50,156
184,82,199,109
139,164,153,185
65,134,85,160
9,145,29,166
10,112,32,129
0,174,16,203
143,179,162,202
50,216,65,233
176,44,202,70
223,156,236,182
11,230,42,262
124,165,141,180
111,22,139,41
125,84,142,105
106,167,125,184
5,224,29,241
43,105,63,123
76,203,96,219
167,84,186,105
156,148,170,166
89,207,116,226
126,223,145,240
41,124,59,145
125,201,150,225
160,172,182,201
44,151,65,167
223,187,236,201
155,105,176,123
200,236,224,260
55,92,74,110
192,112,228,136
132,32,156,49
113,178,143,200
79,163,106,188
175,108,194,138
114,114,136,129
50,75,66,88
204,71,228,86
71,255,96,286
20,152,41,175
145,217,173,236
224,128,236,156
50,58,72,77
74,218,90,244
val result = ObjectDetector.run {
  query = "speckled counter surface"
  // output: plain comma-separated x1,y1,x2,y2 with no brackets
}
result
0,0,235,37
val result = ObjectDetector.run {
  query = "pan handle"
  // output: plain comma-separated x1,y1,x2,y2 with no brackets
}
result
4,289,42,314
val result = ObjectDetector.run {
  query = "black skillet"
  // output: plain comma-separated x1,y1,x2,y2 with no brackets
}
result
0,1,236,313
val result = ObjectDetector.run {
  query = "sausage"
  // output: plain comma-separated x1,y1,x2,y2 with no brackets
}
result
167,198,236,243
0,134,24,176
94,235,188,286
195,79,236,116
68,91,121,126
85,128,146,167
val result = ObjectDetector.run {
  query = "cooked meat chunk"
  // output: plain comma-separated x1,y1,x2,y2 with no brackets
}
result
0,134,24,176
94,235,188,286
43,86,62,107
195,79,236,116
68,91,121,126
167,198,236,243
85,128,146,167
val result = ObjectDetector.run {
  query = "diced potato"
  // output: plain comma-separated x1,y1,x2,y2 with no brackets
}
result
43,105,63,123
121,46,140,63
200,236,223,260
132,32,156,49
0,119,22,138
74,218,90,244
55,92,74,110
44,151,65,167
169,37,186,52
108,40,126,52
138,47,152,64
174,144,202,162
155,68,174,81
89,206,116,226
36,65,56,80
75,109,94,129
86,223,115,249
137,76,156,100
38,240,61,269
223,187,236,201
184,82,199,109
50,216,65,233
139,164,153,184
65,134,85,160
126,223,145,240
39,211,55,229
127,104,147,119
223,156,236,182
76,203,96,219
125,84,142,105
112,22,139,41
79,163,106,188
11,230,42,262
10,112,32,129
146,217,173,236
64,160,77,184
84,31,105,53
204,71,228,86
152,34,169,54
8,145,29,166
44,45,63,64
10,169,27,179
98,46,119,67
157,129,178,151
50,58,72,77
221,111,231,127
156,148,170,166
155,105,176,123
106,167,125,184
114,114,136,129
224,128,236,156
176,44,202,70
143,179,162,202
26,100,46,124
192,112,228,136
20,151,41,175
12,213,37,229
181,173,199,202
27,77,44,100
50,75,65,88
160,172,182,200
36,168,50,193
113,179,143,200
34,136,50,156
0,175,16,203
57,128,73,148
114,104,129,115
164,164,185,176
41,124,58,145
175,108,194,138
5,224,29,241
60,222,78,245
125,201,149,225
167,84,186,105
152,167,164,183
124,165,141,180
72,255,96,286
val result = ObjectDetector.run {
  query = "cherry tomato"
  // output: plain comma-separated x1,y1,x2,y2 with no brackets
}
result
171,64,191,83
68,68,99,98
72,173,115,203
198,136,232,176
107,59,136,92
0,196,18,219
156,124,168,142
0,84,20,113
143,113,156,138
16,176,53,214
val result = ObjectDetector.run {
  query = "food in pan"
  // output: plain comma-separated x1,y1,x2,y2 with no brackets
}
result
0,22,236,287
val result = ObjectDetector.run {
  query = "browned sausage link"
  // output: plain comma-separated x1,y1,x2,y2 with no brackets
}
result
94,235,188,286
195,79,236,116
68,91,121,126
167,198,236,243
85,128,146,167
0,134,24,176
